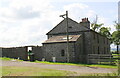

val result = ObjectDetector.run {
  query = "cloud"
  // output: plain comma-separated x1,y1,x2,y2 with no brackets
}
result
63,3,96,22
0,0,116,48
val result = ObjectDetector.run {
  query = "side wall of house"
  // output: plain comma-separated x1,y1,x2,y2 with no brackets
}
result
43,42,76,63
90,31,110,54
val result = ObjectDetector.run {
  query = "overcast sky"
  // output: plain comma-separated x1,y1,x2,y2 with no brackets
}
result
0,0,119,48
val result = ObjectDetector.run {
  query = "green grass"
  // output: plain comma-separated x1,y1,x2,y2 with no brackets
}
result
0,57,13,61
2,66,118,76
2,66,74,76
0,66,2,77
1,57,117,68
35,61,117,69
0,57,23,61
1,57,119,76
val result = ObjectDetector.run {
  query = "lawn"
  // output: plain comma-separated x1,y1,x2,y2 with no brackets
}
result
1,57,119,76
2,66,118,76
35,61,117,69
2,66,74,76
1,57,117,68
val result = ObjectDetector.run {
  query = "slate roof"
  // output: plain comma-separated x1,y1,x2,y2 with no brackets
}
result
43,35,81,44
46,18,88,35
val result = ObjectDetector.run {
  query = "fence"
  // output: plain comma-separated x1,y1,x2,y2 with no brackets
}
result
87,54,120,65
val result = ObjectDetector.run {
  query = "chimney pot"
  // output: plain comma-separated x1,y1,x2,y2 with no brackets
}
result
81,18,89,22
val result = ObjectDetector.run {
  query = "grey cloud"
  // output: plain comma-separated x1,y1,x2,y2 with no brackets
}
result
15,6,40,19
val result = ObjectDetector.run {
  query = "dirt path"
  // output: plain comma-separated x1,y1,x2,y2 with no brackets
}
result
2,60,117,76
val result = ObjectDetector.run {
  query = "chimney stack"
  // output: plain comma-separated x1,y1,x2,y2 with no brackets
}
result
80,17,90,29
82,18,88,22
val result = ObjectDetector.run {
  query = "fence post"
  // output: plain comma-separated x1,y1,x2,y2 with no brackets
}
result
110,55,112,65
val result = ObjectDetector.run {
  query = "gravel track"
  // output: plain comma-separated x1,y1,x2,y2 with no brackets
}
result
2,60,117,76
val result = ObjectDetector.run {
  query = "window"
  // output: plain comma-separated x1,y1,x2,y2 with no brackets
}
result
93,46,95,54
93,33,95,39
62,37,72,40
61,50,65,56
107,48,109,53
104,38,105,44
98,46,100,54
69,26,72,28
104,47,106,54
97,35,99,43
107,39,108,44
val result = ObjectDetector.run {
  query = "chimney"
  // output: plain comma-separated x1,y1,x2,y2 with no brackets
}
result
80,18,90,29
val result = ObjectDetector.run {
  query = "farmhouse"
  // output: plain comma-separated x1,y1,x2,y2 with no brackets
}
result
42,18,111,63
1,17,111,64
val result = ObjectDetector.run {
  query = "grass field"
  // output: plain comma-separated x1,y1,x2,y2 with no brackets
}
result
2,66,118,76
35,61,117,69
1,57,117,68
2,66,74,76
1,57,119,76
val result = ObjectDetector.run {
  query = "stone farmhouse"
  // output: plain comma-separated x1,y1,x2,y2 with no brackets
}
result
42,18,111,63
0,17,111,63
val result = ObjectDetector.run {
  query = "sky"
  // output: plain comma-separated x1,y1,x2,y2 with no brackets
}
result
0,0,120,48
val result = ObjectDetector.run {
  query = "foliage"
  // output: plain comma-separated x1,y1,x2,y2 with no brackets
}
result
91,17,111,41
99,27,112,41
112,31,120,45
91,23,104,31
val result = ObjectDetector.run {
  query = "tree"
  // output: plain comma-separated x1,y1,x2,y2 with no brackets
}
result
91,16,111,40
99,27,112,42
91,15,104,32
91,23,104,31
112,31,120,53
112,22,120,54
112,21,120,76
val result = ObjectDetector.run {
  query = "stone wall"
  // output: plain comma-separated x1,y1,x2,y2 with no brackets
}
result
90,31,110,54
0,48,2,57
32,46,44,61
74,34,85,63
43,42,76,63
2,47,28,61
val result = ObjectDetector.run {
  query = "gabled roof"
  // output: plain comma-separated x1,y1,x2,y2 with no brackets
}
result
43,35,81,44
46,18,88,35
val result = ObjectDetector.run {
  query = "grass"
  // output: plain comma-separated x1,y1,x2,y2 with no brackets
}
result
1,57,119,76
2,66,74,76
0,57,117,68
35,61,117,69
2,66,118,76
0,57,23,61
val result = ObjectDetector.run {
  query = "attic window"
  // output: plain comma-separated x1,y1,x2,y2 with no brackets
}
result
62,37,72,40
